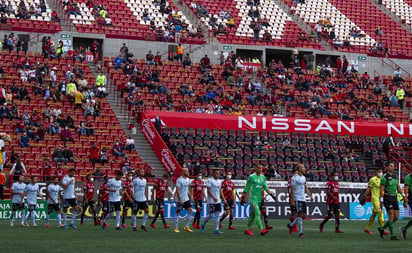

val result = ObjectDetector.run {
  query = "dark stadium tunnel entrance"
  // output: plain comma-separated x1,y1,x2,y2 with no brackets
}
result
72,37,104,61
265,48,314,69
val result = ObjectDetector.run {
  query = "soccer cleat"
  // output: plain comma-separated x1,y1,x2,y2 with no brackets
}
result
121,224,128,228
287,224,293,236
10,220,13,227
97,218,101,225
292,225,299,232
378,227,385,239
174,228,180,233
24,222,30,227
32,223,38,227
200,224,205,233
21,222,26,227
94,221,99,226
80,222,84,226
45,224,51,228
164,224,170,228
133,226,137,232
184,226,193,233
228,226,235,230
214,230,223,235
390,236,399,240
244,228,254,235
383,231,390,235
70,223,77,229
150,223,157,229
265,225,273,230
299,233,307,238
192,222,197,229
364,229,373,235
399,227,407,240
335,230,343,233
116,226,122,231
319,223,323,233
261,229,269,235
58,224,64,228
63,225,68,229
219,222,222,229
141,225,147,232
102,222,106,230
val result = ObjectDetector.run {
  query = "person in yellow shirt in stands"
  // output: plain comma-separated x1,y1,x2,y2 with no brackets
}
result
363,168,389,236
66,81,77,104
228,17,235,29
96,71,107,98
396,85,405,109
74,90,84,110
176,43,184,63
99,7,107,19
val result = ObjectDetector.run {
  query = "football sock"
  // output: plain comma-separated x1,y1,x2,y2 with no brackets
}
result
229,214,233,227
296,217,303,234
63,213,67,225
203,213,212,225
115,211,121,227
335,215,340,230
246,209,255,230
320,216,330,226
57,213,62,224
404,219,412,230
220,214,227,223
377,211,384,227
161,212,166,225
214,212,220,231
185,210,193,227
21,210,25,223
46,214,50,225
31,210,35,224
71,211,77,224
365,212,377,230
132,215,136,227
173,213,179,228
142,213,148,226
104,212,112,223
10,211,15,221
93,210,97,222
262,210,268,226
122,212,126,224
152,211,159,223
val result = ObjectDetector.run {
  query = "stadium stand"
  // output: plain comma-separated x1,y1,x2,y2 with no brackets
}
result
382,0,412,27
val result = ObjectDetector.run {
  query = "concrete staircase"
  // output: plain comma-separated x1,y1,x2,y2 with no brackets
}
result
88,63,166,177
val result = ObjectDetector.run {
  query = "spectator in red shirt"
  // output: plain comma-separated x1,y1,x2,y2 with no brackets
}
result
89,143,100,169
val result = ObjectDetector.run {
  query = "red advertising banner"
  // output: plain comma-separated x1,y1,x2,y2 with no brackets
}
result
140,112,181,178
144,111,412,138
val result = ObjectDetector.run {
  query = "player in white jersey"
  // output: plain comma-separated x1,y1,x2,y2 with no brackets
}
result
102,170,124,230
200,168,226,235
287,164,313,238
173,167,194,233
62,168,78,229
46,176,63,228
25,176,45,227
130,168,149,231
10,175,27,227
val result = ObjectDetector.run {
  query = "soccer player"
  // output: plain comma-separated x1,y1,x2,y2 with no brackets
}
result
378,162,405,240
288,168,298,232
319,171,343,233
121,172,134,228
200,168,225,235
151,173,173,228
98,175,109,226
173,167,194,233
130,168,149,231
62,168,79,229
220,171,237,229
46,176,63,228
363,168,389,235
81,174,98,225
400,171,412,239
191,171,205,229
10,175,27,227
260,190,273,230
287,164,313,238
25,176,44,227
102,171,123,230
241,165,275,236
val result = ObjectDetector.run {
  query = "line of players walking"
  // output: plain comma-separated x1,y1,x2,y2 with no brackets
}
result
8,162,412,239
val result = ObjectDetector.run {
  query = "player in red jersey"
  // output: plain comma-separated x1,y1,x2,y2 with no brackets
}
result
121,172,134,228
220,172,237,229
150,173,173,228
81,174,98,225
288,168,298,232
191,171,205,229
319,171,343,233
98,175,109,227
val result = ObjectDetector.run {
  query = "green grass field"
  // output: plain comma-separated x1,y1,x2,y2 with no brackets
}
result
1,219,410,253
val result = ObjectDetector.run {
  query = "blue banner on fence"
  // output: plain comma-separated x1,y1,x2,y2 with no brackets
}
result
349,202,404,220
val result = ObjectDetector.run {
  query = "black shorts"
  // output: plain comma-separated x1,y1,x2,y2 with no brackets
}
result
28,204,36,212
133,201,148,212
123,199,134,210
63,198,77,209
47,203,61,214
156,198,165,209
194,200,203,210
83,200,95,208
224,199,235,210
208,203,221,213
108,201,121,212
327,203,341,215
12,203,24,211
383,195,399,211
176,200,192,212
295,201,306,213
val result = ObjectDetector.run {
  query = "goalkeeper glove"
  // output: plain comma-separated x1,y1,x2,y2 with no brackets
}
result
269,192,276,201
240,193,246,206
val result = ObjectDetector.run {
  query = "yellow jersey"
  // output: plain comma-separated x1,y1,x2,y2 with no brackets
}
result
368,176,381,203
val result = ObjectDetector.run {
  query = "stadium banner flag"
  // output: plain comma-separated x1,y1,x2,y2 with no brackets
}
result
139,111,181,176
0,200,55,220
145,111,412,137
349,202,405,220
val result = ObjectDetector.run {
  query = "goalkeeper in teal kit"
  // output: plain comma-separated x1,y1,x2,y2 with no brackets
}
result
241,165,276,235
